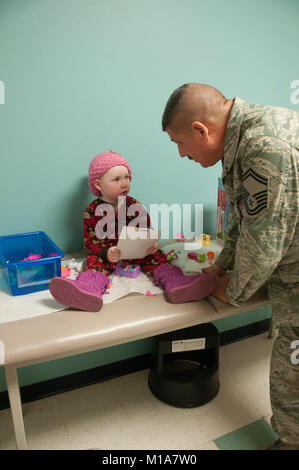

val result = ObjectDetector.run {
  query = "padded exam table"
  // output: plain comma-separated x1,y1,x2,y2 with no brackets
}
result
0,287,271,450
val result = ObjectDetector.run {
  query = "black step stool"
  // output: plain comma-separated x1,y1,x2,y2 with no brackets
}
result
148,323,219,407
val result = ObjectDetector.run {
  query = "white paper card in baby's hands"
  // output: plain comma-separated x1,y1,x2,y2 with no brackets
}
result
117,226,161,260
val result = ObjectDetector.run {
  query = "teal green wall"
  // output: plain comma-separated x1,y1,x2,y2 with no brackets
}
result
0,0,297,391
1,0,298,247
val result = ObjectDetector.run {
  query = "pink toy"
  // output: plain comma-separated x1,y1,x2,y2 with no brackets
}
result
146,290,157,296
187,252,198,261
176,232,185,242
187,252,206,263
23,253,43,261
61,266,71,277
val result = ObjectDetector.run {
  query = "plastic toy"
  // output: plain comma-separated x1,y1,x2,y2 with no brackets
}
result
194,234,211,246
22,252,61,262
23,253,43,261
207,251,215,265
146,290,157,296
114,262,141,278
187,252,206,263
0,231,64,296
202,234,211,246
61,265,71,277
176,232,185,242
103,278,112,295
166,249,178,262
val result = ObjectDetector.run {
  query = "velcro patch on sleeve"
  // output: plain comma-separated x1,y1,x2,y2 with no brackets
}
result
242,168,268,216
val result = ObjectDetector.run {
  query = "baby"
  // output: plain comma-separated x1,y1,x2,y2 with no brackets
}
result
50,151,215,311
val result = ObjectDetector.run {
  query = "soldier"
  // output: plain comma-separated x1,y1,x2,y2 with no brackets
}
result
162,83,299,450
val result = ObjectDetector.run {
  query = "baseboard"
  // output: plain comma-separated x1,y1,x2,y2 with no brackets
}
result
0,318,270,411
219,318,271,346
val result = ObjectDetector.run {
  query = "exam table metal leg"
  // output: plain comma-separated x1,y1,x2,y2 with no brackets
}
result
5,366,27,450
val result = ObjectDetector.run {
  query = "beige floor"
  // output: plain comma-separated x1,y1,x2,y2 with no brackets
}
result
0,332,275,450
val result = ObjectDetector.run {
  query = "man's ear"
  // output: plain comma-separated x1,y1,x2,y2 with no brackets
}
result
191,121,209,138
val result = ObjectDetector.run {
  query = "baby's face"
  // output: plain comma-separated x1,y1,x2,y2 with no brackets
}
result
95,165,131,202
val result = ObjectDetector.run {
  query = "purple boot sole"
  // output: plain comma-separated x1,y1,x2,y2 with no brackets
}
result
166,274,215,304
50,278,103,312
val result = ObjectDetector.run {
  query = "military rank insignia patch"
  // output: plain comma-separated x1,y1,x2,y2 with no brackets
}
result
242,168,268,216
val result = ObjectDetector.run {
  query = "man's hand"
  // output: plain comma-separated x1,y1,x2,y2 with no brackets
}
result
202,265,230,303
202,264,226,278
107,246,121,263
146,242,158,255
210,273,231,303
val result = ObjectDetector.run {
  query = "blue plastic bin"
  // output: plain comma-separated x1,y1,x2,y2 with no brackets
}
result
0,231,64,296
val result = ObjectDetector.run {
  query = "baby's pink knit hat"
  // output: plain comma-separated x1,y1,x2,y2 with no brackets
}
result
89,151,133,196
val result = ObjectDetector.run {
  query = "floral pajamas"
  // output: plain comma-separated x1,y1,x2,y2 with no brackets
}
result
83,195,168,276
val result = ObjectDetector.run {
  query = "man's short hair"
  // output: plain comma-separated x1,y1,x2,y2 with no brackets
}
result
162,83,228,132
162,84,189,131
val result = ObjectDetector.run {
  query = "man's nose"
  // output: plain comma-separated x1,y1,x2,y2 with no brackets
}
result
178,147,185,158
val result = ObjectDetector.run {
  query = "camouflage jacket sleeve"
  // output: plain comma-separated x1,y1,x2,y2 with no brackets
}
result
225,135,297,306
215,211,239,271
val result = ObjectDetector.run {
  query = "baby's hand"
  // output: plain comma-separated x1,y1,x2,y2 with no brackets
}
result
107,247,121,263
146,242,158,255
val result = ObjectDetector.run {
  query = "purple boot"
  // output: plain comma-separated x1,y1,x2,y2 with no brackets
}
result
153,264,215,304
49,270,109,312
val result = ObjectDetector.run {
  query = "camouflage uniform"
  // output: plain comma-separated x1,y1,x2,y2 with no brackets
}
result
270,326,299,446
215,97,299,327
214,97,299,446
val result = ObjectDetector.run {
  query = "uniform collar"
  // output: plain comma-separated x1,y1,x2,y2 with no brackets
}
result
222,97,245,177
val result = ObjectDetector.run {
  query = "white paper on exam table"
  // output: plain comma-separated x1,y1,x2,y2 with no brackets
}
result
117,226,161,260
0,261,163,324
